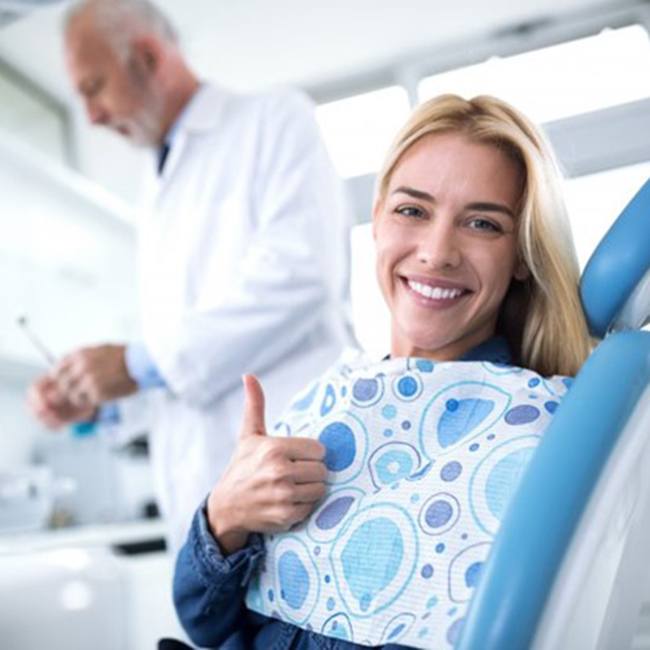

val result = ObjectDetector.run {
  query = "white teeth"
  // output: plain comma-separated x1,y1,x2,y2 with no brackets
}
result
407,280,464,300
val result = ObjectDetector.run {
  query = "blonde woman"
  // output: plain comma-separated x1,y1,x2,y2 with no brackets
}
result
172,95,591,650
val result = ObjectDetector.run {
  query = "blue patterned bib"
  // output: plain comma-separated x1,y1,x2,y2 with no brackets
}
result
246,350,569,648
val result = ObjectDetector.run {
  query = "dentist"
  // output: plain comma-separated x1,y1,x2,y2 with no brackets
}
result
27,0,352,549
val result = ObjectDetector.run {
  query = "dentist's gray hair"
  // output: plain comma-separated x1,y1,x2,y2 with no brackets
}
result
64,0,178,58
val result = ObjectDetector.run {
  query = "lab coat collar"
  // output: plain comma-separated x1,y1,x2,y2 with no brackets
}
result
172,82,228,136
153,82,227,185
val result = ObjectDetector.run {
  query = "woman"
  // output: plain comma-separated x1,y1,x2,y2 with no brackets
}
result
172,94,591,649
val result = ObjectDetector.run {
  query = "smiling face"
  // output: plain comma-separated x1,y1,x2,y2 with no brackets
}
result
374,131,527,360
65,13,164,147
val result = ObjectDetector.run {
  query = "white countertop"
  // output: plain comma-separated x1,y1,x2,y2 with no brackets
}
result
0,518,167,555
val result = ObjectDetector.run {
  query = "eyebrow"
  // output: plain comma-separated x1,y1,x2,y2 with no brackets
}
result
392,186,515,219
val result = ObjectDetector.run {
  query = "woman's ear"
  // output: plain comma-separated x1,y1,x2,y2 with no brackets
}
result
513,259,530,281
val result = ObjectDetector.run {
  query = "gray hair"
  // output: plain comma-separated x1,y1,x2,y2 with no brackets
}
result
64,0,179,57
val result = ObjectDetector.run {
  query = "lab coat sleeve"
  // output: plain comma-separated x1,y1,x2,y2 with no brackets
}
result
152,90,350,408
173,503,265,647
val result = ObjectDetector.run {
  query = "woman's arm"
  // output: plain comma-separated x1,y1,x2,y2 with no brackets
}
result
173,503,265,647
173,375,328,644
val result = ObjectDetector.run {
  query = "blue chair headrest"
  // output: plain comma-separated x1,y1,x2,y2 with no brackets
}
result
580,179,650,338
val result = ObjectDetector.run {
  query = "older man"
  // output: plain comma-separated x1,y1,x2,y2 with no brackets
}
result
28,0,352,549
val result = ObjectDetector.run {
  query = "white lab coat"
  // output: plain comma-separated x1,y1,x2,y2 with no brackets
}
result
136,84,353,550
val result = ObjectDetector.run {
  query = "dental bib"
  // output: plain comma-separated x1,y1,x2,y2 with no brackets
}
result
245,350,569,648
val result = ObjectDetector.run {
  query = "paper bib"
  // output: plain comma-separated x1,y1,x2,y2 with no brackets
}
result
245,351,569,648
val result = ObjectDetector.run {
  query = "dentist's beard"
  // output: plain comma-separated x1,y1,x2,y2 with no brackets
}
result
123,93,166,148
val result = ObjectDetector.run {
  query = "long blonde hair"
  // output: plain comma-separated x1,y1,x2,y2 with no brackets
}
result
375,94,591,376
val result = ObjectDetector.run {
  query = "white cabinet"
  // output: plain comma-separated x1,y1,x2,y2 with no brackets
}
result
0,546,128,649
0,521,186,650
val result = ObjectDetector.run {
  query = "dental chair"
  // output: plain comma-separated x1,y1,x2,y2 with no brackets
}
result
457,179,650,650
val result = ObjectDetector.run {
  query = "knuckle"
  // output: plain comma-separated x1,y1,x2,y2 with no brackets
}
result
308,439,326,457
294,504,312,523
272,459,293,482
313,483,327,499
259,438,278,457
262,442,288,466
278,516,293,530
271,507,292,530
272,482,294,503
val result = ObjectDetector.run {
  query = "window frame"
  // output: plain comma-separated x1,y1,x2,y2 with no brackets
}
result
0,55,75,167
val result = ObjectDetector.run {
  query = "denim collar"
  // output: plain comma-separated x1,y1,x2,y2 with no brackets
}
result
458,335,512,364
383,335,513,365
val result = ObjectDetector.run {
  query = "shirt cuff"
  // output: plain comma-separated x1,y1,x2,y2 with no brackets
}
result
97,402,121,425
125,342,167,390
191,499,264,583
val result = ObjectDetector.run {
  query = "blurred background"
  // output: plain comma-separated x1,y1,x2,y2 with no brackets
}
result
0,0,648,647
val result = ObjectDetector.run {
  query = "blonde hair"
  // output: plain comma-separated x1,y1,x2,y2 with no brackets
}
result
375,94,591,376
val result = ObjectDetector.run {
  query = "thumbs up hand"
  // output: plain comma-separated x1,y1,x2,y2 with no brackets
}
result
207,375,328,555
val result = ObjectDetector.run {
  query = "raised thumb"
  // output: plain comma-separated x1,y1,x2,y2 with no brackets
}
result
239,374,266,438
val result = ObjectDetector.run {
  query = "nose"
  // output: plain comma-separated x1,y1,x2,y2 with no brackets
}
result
85,99,109,126
417,218,462,270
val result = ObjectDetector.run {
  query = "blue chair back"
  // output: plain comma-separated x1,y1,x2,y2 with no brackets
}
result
457,179,650,650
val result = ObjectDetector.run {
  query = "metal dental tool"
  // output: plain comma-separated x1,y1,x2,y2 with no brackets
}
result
16,315,57,366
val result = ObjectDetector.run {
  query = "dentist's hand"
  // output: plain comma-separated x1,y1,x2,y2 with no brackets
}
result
27,374,96,429
53,344,137,407
207,375,327,555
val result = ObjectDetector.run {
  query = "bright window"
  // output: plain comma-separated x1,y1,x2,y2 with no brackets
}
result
315,86,410,178
418,25,650,124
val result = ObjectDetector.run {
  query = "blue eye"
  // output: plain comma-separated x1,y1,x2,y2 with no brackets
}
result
468,217,502,233
396,205,426,219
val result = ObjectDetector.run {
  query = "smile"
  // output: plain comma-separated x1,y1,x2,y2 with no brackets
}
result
402,277,471,305
408,281,464,299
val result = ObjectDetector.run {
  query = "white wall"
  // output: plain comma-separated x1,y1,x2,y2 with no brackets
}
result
0,133,137,468
0,375,43,471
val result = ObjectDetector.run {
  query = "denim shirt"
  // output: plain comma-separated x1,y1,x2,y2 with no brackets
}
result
173,338,513,649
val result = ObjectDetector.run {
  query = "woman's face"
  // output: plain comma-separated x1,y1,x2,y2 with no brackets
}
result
374,131,527,360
